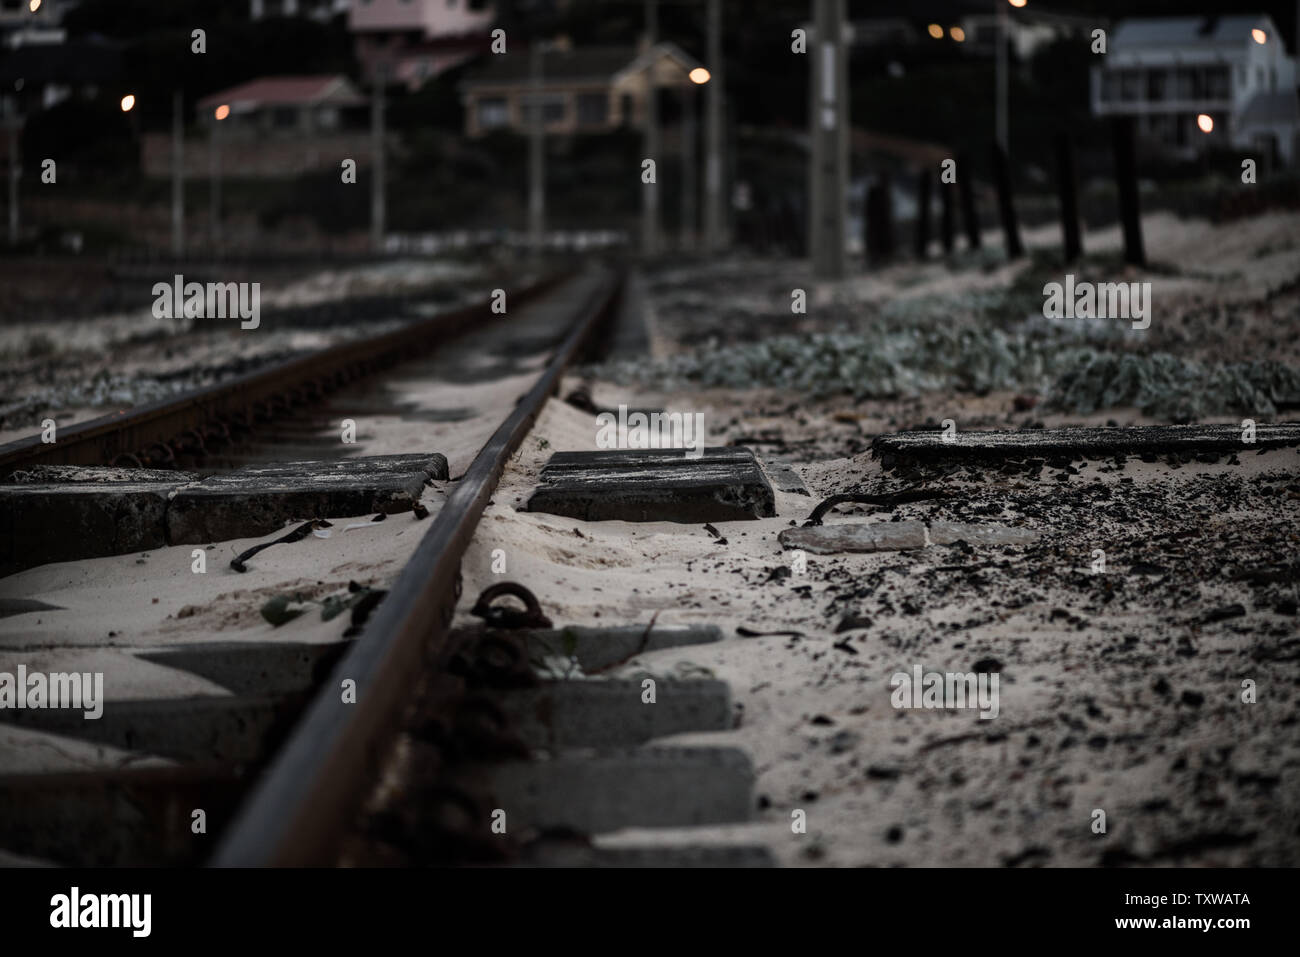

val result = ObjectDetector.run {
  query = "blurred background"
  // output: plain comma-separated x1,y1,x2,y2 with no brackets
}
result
0,0,1294,267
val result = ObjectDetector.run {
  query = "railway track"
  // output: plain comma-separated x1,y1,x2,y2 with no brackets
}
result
0,262,773,867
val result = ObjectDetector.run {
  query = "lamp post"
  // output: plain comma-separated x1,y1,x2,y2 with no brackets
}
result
642,0,660,258
172,90,184,258
210,104,229,255
998,0,1027,153
6,118,19,246
371,62,387,255
703,0,723,254
681,67,710,251
810,0,849,278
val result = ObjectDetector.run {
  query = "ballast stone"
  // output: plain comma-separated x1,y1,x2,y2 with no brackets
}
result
779,520,1037,554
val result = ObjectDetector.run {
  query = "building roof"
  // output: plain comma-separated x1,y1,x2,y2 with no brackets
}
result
461,42,701,89
1239,89,1300,127
197,75,365,111
1110,15,1275,50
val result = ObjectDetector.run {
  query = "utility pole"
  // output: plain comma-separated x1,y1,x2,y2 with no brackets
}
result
996,1,1009,152
528,41,545,262
703,0,723,254
6,120,18,246
172,90,184,258
641,0,660,258
371,65,387,254
809,0,848,278
209,113,222,256
680,83,697,250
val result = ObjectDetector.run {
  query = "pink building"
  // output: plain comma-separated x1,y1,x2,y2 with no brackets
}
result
349,0,496,89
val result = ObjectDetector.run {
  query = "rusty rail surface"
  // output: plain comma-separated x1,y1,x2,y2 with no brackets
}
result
0,272,568,477
212,265,624,866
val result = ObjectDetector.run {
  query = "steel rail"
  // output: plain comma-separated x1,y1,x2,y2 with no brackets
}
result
212,265,623,866
0,273,567,477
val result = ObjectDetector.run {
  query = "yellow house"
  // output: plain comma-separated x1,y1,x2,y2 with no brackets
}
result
461,40,703,138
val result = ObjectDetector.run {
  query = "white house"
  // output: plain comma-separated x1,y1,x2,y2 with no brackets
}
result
249,0,350,20
1091,15,1299,166
348,0,496,88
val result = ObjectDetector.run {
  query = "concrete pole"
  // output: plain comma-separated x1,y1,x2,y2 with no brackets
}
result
7,124,18,246
996,1,1008,153
172,90,184,259
680,82,696,251
703,0,723,253
528,42,545,262
210,116,221,255
641,0,660,258
810,0,849,278
371,67,386,254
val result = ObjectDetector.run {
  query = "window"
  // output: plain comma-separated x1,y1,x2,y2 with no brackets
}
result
577,93,608,127
1101,71,1119,102
476,97,508,129
1146,69,1166,102
1118,69,1140,102
272,107,297,128
521,94,566,126
1205,66,1229,100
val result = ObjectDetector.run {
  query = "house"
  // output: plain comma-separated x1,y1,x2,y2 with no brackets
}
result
146,76,372,178
847,18,919,48
956,9,1094,58
1091,15,1299,166
0,36,120,117
249,0,350,21
1,0,77,49
348,0,496,89
460,41,704,139
196,75,366,134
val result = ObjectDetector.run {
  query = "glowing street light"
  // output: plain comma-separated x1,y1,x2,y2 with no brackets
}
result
1251,28,1267,44
927,23,943,39
1197,113,1214,133
950,26,966,42
120,94,135,112
1009,0,1027,7
689,67,710,85
29,1,41,12
214,104,230,121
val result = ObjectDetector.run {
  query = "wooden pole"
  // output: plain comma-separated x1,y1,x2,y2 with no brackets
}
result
1111,115,1145,267
1055,132,1082,263
991,142,1023,260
